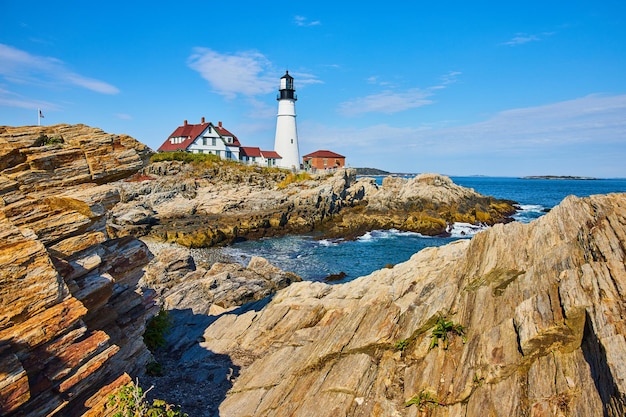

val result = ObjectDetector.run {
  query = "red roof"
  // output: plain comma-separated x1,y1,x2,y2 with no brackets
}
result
157,120,241,152
240,146,262,157
303,150,345,159
158,122,210,152
261,150,281,159
215,124,242,147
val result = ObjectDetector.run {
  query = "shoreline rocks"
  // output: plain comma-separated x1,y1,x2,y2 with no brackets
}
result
113,163,516,247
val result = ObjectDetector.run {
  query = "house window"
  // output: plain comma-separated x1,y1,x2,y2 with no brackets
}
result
216,150,221,157
202,138,207,146
251,157,256,162
226,151,232,159
323,158,328,167
212,138,216,146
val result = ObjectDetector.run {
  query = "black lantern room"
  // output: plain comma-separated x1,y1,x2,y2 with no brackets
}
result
278,71,297,101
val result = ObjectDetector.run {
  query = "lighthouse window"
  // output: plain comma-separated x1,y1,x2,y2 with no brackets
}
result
291,139,293,144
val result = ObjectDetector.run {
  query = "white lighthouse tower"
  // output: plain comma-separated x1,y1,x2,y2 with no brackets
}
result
274,71,300,170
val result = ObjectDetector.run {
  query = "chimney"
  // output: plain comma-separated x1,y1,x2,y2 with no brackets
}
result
218,121,223,128
201,117,205,124
184,120,188,126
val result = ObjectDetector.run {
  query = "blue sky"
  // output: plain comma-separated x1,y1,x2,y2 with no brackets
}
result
1,1,625,177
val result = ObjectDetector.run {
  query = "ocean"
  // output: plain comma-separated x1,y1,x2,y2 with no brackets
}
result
222,176,626,282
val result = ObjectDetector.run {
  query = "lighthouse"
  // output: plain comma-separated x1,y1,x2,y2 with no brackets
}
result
273,71,300,170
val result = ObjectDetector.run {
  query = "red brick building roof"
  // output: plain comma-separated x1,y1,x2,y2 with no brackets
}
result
303,150,345,159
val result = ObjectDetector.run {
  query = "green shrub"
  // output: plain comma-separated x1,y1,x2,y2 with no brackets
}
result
429,315,467,350
394,339,409,351
150,151,221,164
143,309,171,352
107,380,187,417
405,389,439,409
36,133,64,146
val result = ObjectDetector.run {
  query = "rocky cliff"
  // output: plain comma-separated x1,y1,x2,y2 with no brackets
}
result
0,125,154,416
185,192,626,417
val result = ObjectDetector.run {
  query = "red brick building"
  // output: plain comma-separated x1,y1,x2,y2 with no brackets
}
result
302,150,346,170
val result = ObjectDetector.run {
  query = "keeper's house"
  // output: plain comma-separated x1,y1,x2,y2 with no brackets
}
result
303,150,346,170
157,118,241,161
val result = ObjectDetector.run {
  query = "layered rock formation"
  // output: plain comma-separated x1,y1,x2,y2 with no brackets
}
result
183,192,626,416
0,125,154,416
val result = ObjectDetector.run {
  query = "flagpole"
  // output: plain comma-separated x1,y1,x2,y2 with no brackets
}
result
38,108,40,126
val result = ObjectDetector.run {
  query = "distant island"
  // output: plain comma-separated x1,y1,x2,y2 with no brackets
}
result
523,175,600,180
353,167,391,175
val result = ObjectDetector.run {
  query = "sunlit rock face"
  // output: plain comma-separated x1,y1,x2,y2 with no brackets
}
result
195,193,626,417
0,124,154,416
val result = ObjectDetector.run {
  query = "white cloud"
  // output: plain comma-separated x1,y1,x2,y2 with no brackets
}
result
338,88,434,116
502,32,554,46
187,48,276,99
294,16,321,27
0,43,119,94
338,71,462,116
290,71,323,87
440,71,462,85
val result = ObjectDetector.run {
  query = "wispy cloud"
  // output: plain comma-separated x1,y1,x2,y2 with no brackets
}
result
290,71,324,87
0,43,119,94
440,71,462,85
338,88,434,116
338,71,462,116
187,48,276,99
501,32,554,46
305,94,626,175
294,15,321,27
0,86,58,110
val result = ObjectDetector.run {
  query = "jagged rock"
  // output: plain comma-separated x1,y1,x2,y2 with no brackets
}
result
183,193,626,416
0,125,155,417
141,239,301,327
141,246,196,294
